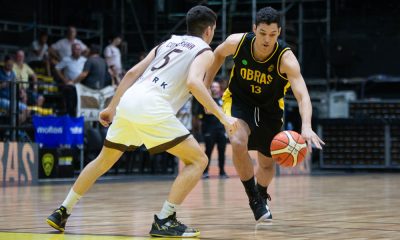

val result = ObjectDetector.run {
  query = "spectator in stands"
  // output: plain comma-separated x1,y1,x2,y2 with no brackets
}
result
104,34,123,85
29,31,49,61
28,31,51,76
55,43,87,116
50,26,88,61
0,55,29,123
198,81,228,179
72,44,111,89
13,50,45,107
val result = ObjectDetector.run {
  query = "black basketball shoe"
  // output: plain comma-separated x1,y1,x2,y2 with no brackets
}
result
260,192,273,221
46,206,70,232
249,196,271,223
149,212,200,237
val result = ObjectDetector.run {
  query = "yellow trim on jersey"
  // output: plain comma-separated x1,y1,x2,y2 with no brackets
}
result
279,81,291,110
251,38,279,63
277,47,291,80
279,98,285,110
233,33,247,59
222,88,233,116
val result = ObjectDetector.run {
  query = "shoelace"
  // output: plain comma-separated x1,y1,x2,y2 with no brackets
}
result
266,193,272,202
169,215,187,228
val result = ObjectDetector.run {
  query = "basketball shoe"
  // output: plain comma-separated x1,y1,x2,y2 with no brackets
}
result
249,195,271,223
149,212,200,237
260,192,273,221
46,206,70,232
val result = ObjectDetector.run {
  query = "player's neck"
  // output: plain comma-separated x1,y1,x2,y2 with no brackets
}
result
252,44,275,61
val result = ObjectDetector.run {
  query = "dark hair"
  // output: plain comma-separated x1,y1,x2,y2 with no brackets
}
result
256,7,281,27
109,33,122,41
90,44,101,55
4,55,12,62
186,5,217,37
39,31,48,37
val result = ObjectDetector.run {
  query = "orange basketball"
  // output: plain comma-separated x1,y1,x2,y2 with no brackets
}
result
270,130,308,167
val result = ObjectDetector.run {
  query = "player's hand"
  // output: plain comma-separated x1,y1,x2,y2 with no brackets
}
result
222,115,239,134
301,127,325,153
99,107,115,127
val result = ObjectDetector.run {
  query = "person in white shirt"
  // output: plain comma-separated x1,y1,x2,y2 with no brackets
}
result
46,5,238,238
55,43,87,116
55,43,87,83
104,34,123,84
50,26,88,61
29,31,49,62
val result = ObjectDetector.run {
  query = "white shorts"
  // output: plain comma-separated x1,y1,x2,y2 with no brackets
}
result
104,113,190,154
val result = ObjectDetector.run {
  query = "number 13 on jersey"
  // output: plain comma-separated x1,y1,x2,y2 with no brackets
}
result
250,84,261,94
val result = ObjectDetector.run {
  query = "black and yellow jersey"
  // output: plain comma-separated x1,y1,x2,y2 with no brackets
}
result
223,32,291,117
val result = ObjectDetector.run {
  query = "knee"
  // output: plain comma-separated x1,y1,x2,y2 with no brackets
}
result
198,154,209,170
230,138,247,153
259,158,275,171
190,152,208,170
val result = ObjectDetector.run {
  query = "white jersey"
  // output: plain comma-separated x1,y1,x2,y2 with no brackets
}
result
118,35,211,123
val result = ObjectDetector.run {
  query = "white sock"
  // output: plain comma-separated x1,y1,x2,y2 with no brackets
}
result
61,189,82,214
157,200,178,219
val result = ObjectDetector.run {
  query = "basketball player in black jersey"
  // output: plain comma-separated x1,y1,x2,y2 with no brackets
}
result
205,6,324,222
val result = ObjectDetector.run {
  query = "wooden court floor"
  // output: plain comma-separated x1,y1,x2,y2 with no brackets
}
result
1,174,400,240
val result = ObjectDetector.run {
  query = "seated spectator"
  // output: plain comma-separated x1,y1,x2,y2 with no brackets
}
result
0,55,29,123
13,50,45,107
49,26,88,61
55,43,87,116
104,34,123,85
73,44,111,89
28,31,51,76
29,31,49,61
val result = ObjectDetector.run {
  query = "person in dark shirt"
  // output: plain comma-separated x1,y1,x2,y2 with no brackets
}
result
205,6,324,222
73,44,111,89
199,81,228,179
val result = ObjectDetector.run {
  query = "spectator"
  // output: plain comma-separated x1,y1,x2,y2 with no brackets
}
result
73,44,111,89
13,50,45,107
29,31,49,61
0,55,29,123
50,26,88,61
199,81,228,179
55,43,87,116
28,31,51,76
104,34,123,84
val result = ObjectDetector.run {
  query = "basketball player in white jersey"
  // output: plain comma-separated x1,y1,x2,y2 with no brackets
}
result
46,6,238,238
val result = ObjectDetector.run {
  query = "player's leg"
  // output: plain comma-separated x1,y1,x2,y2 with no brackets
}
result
228,118,253,178
166,135,208,203
227,119,269,222
256,153,275,189
253,117,283,221
256,152,274,220
46,147,124,232
46,116,138,232
149,135,207,237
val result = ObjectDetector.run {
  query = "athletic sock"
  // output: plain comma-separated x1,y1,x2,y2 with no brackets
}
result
61,188,82,214
241,176,258,201
157,200,178,219
256,182,268,199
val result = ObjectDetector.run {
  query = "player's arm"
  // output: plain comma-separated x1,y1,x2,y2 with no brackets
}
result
188,50,238,132
280,51,325,151
204,33,244,88
99,47,156,127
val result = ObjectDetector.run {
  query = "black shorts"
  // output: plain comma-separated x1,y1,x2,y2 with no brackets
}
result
223,97,283,157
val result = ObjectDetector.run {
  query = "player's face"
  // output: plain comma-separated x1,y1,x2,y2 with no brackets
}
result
253,23,281,55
